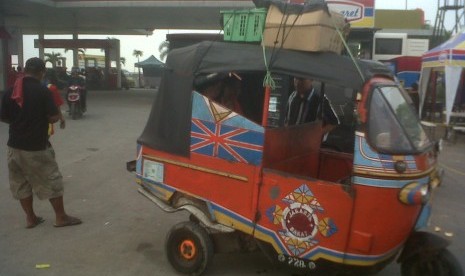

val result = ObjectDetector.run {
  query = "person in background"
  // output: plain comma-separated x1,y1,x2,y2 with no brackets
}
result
220,74,243,114
195,73,226,102
16,66,24,76
195,72,243,114
45,74,66,134
6,67,17,88
0,57,82,229
68,67,87,112
201,81,223,102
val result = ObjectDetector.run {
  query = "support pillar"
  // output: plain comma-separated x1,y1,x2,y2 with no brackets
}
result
38,32,44,60
17,31,23,67
73,33,79,68
115,41,121,89
8,28,24,67
104,47,110,89
0,37,8,90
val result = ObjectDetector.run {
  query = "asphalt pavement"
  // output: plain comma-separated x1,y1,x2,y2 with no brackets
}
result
0,89,464,276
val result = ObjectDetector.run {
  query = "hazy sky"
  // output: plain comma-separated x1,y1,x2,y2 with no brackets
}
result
376,0,438,23
21,0,445,71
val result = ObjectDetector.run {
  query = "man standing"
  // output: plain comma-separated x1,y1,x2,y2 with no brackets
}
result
0,57,81,228
284,77,339,127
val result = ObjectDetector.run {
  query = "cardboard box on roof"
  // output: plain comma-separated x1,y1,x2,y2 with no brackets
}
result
262,4,349,53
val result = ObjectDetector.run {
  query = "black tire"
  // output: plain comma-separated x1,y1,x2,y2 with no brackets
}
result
77,103,83,118
70,103,77,120
165,221,214,276
401,248,463,276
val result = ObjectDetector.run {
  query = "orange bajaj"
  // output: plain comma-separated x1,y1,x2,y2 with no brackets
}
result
127,41,462,275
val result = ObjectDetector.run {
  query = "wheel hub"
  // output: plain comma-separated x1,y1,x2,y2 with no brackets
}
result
179,239,196,260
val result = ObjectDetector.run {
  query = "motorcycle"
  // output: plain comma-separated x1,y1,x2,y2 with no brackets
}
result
67,85,84,120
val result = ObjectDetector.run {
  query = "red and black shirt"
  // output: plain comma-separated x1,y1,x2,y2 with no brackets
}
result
1,77,58,151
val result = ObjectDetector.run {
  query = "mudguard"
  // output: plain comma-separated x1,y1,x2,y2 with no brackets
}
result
397,231,450,263
126,160,136,172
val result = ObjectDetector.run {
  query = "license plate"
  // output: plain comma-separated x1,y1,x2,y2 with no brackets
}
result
278,254,316,270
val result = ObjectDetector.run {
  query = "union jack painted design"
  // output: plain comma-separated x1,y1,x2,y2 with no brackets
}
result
190,118,264,165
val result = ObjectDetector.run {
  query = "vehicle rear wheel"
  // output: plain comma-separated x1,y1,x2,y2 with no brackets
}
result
401,248,463,276
165,221,214,276
189,213,200,224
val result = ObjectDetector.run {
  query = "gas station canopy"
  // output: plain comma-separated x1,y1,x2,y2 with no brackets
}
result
0,0,254,35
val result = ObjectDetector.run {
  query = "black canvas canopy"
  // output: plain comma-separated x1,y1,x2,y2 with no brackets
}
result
135,55,165,77
138,41,393,156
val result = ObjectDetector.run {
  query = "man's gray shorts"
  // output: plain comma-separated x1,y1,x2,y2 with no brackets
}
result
7,146,64,200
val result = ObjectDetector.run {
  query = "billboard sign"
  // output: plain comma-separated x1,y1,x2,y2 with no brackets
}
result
327,0,375,28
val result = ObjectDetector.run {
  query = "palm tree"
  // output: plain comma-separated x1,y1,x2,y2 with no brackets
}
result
133,49,143,87
158,40,170,62
65,48,86,68
65,48,86,55
44,51,62,68
120,57,126,67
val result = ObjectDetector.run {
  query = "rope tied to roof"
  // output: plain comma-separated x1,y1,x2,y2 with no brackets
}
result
261,35,276,89
330,14,365,83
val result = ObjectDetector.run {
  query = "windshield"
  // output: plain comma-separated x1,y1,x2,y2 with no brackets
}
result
368,85,432,154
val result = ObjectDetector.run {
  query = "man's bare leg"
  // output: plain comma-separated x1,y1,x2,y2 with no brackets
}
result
49,196,81,227
19,195,42,228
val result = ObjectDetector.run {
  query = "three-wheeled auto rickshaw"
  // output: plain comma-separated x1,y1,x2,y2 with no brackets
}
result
127,41,462,275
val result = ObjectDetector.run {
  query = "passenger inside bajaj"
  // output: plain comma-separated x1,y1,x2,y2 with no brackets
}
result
368,85,432,154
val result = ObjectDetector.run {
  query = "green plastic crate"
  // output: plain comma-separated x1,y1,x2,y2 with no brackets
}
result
221,8,267,42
